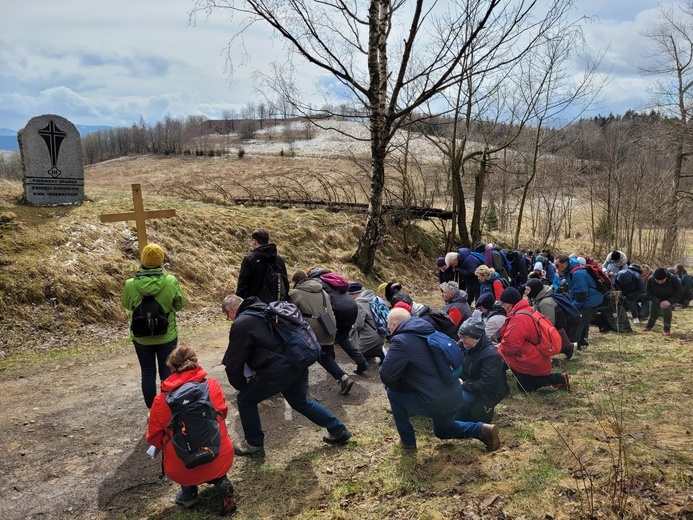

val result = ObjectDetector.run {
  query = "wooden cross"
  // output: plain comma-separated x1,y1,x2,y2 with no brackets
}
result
100,184,176,257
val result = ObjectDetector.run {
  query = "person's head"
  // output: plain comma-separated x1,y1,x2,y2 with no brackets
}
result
347,282,363,298
377,282,388,297
610,250,621,262
445,252,458,268
141,243,165,268
166,343,199,373
525,278,545,299
554,254,570,273
436,257,447,271
387,307,410,334
475,264,494,281
475,293,495,313
499,287,523,313
222,294,244,321
250,228,270,249
441,281,459,302
291,270,307,286
654,267,669,284
533,261,544,273
458,319,485,349
675,263,685,276
642,264,651,277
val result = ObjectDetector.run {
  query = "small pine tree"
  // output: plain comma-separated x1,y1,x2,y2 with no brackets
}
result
238,148,245,159
484,201,499,231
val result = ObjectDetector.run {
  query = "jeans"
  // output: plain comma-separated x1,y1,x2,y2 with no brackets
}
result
512,370,565,392
236,369,345,447
386,387,482,446
133,338,177,408
455,389,495,423
318,344,346,381
646,305,673,331
335,329,367,368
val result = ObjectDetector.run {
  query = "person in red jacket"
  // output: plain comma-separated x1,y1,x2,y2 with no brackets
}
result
496,288,570,393
146,344,236,516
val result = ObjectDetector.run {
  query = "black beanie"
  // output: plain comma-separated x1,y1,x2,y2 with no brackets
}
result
499,287,522,305
654,268,668,281
475,292,495,311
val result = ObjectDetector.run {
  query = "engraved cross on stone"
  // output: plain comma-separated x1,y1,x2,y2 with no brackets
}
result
38,120,67,178
100,184,176,257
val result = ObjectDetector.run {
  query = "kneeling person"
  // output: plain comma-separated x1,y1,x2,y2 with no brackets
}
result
379,308,500,452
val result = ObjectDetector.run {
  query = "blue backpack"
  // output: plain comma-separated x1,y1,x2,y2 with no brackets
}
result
551,292,581,323
368,296,390,336
243,302,322,369
415,331,463,384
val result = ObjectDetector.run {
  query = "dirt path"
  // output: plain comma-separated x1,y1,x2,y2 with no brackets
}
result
0,324,385,519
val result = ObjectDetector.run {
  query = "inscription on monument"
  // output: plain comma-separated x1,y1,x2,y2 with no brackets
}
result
19,114,85,205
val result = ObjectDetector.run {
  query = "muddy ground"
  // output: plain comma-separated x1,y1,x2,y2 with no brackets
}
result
0,323,385,520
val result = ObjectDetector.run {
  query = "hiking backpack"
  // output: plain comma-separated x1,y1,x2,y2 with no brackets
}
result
550,292,582,324
516,309,563,357
419,306,459,341
245,302,322,369
414,330,463,384
165,380,221,469
131,295,169,338
369,296,390,336
571,264,612,294
320,272,350,294
257,262,289,304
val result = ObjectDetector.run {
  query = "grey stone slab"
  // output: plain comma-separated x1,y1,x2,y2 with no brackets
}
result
19,114,84,206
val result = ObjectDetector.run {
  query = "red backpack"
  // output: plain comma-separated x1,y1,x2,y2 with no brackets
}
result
570,264,612,294
320,272,350,293
516,309,562,357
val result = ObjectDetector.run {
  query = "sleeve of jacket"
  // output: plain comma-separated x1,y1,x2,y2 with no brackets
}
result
145,394,170,449
222,322,252,391
646,278,661,306
570,270,589,309
121,279,135,310
236,256,252,299
464,350,504,396
493,280,504,300
379,337,409,390
207,378,229,419
354,301,366,331
668,277,684,305
168,275,185,311
498,318,524,358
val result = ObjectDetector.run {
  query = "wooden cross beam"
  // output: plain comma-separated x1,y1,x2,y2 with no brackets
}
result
100,184,176,257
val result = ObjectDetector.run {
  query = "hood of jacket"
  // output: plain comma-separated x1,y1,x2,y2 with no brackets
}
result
355,289,376,302
252,243,279,263
133,267,167,295
450,291,469,304
307,267,330,278
534,285,554,302
237,296,268,316
294,278,324,293
391,316,436,338
160,365,208,393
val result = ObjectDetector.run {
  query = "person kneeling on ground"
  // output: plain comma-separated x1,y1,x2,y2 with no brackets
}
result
496,288,570,393
379,308,500,452
456,319,509,423
146,344,236,516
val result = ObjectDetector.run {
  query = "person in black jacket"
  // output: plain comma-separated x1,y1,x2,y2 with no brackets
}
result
455,320,509,423
236,229,288,303
505,250,529,288
221,295,351,458
379,308,500,452
643,268,683,336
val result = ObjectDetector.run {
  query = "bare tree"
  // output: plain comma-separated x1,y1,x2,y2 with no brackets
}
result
640,2,693,258
191,0,583,273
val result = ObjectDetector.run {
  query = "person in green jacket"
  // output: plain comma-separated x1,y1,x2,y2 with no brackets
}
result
122,243,184,408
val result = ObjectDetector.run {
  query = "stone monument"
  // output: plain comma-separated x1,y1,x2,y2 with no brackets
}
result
18,114,84,205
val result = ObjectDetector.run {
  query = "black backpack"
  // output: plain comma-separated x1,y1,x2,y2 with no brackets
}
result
131,295,169,337
416,306,459,341
257,262,289,304
166,380,222,469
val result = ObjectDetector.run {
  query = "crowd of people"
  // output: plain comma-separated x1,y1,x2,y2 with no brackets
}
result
119,233,689,515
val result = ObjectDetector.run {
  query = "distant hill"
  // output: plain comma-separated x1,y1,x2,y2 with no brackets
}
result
0,125,112,152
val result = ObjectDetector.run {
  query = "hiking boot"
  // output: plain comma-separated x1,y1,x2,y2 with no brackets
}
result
663,330,671,336
175,486,199,508
561,372,570,392
217,478,237,516
563,342,576,361
323,428,352,446
480,423,500,452
234,439,265,458
642,326,652,332
339,376,354,395
354,362,369,375
395,439,417,451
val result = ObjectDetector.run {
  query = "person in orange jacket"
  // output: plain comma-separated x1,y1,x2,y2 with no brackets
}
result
146,344,236,516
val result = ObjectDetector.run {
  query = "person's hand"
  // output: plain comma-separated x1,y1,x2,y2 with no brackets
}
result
661,301,671,309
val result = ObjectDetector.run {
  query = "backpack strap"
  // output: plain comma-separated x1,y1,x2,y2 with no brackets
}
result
514,309,541,345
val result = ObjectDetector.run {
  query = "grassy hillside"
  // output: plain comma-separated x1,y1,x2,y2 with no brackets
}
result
0,177,440,362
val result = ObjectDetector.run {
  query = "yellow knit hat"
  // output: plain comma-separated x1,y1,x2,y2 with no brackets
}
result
377,282,388,297
141,243,164,268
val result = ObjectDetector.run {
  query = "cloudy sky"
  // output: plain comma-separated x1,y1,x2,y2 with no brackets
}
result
0,0,685,132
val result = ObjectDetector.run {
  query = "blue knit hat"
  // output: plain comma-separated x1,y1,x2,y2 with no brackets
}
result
347,282,363,295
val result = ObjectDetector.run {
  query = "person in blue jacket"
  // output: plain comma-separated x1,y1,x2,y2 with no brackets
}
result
379,308,500,452
554,254,603,350
445,248,484,303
